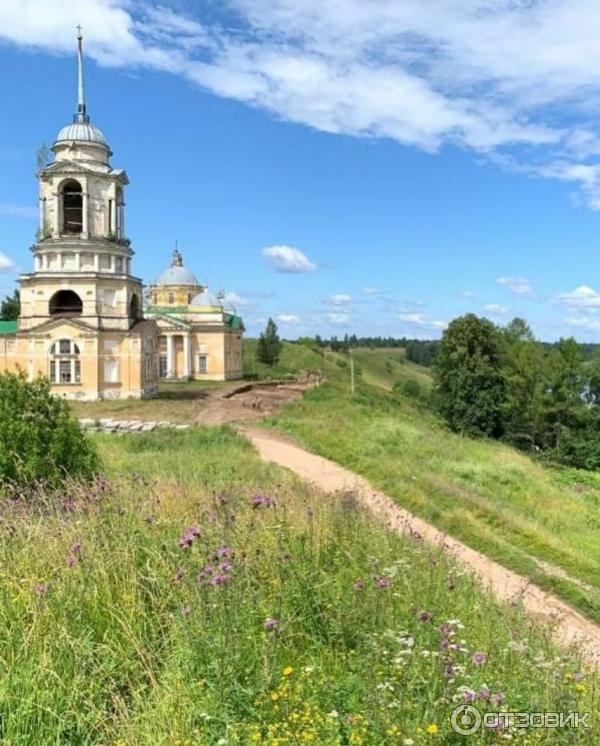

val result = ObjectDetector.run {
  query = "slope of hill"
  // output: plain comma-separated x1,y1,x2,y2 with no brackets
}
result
270,379,600,625
1,426,595,743
351,347,432,390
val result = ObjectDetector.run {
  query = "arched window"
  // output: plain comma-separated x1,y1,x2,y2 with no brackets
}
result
61,180,83,235
129,293,140,320
168,292,174,305
49,290,83,316
49,339,81,384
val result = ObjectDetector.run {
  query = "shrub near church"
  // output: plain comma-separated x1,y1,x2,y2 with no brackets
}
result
0,372,98,490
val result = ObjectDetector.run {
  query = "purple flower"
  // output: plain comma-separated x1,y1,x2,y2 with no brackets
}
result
353,579,365,591
491,692,505,706
66,555,77,567
210,574,230,586
252,495,276,509
216,492,228,506
439,623,453,636
197,565,215,585
463,689,476,703
35,583,47,597
179,526,201,549
478,687,491,701
181,606,192,616
419,610,433,622
215,545,234,558
440,638,451,650
264,617,279,632
443,663,456,679
472,651,487,666
218,560,233,573
71,542,83,554
374,575,391,589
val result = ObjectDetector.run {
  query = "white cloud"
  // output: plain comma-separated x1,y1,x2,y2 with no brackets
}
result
0,202,37,219
497,276,534,296
262,245,317,273
326,293,353,306
556,285,600,309
458,290,474,299
362,287,383,296
277,313,301,324
223,291,252,308
5,2,600,205
566,316,600,331
483,303,509,315
326,311,350,324
0,252,16,272
398,312,446,330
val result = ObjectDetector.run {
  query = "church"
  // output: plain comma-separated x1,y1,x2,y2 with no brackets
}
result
0,32,243,400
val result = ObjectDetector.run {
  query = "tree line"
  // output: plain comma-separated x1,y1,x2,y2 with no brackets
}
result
432,314,600,470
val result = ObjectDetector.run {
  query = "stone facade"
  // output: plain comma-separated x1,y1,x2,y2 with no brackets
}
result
0,33,243,399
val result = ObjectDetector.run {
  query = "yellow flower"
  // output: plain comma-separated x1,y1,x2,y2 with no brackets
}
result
271,692,280,701
283,666,294,676
426,723,438,735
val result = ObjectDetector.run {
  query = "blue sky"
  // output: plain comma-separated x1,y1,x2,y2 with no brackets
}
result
2,1,600,340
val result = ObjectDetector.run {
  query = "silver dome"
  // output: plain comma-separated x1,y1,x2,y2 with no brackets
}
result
191,290,220,306
154,264,201,287
55,122,109,147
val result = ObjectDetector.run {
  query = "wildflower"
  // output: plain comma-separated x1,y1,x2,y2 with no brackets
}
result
403,740,415,746
198,565,215,585
270,692,279,701
477,687,490,701
461,688,476,703
374,575,391,588
71,542,83,554
179,526,201,548
181,606,192,616
174,567,186,582
66,555,77,567
419,610,433,622
35,583,47,597
252,495,276,509
215,545,234,558
491,692,505,706
264,617,279,632
472,651,487,666
283,666,294,676
426,723,438,735
210,573,230,586
353,579,365,591
216,492,228,505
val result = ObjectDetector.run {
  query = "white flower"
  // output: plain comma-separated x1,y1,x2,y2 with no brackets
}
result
328,709,339,718
404,739,415,745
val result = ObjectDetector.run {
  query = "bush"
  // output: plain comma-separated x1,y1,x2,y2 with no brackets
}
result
0,372,99,490
394,378,421,398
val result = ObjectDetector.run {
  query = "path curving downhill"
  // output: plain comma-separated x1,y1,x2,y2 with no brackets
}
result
241,425,600,666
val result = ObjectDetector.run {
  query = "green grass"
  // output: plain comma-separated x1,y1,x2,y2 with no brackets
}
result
350,348,432,391
1,426,597,744
269,381,600,625
243,339,325,380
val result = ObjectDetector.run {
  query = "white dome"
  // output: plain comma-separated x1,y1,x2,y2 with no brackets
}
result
154,265,200,287
191,290,220,305
55,122,109,148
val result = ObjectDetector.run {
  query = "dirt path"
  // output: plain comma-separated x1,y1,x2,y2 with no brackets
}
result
242,425,600,666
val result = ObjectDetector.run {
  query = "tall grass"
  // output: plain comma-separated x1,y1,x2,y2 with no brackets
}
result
0,427,596,743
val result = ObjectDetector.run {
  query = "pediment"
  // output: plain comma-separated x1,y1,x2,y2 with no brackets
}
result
22,316,97,335
152,313,192,331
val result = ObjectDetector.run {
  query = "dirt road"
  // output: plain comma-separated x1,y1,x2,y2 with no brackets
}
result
242,425,600,665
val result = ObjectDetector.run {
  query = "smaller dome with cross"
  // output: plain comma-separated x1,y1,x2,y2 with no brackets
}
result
153,249,201,287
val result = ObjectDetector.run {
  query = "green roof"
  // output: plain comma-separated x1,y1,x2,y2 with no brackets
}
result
0,320,17,335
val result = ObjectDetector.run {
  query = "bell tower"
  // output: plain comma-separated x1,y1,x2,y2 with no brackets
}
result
19,28,143,332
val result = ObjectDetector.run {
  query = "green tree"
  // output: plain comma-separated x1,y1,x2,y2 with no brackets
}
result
501,318,544,448
0,372,99,490
0,290,20,321
256,318,282,366
433,314,505,437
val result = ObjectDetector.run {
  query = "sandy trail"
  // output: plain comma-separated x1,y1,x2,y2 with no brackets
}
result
242,425,600,666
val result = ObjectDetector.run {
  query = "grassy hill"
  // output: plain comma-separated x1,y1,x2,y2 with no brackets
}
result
270,378,600,626
351,347,432,390
1,426,596,743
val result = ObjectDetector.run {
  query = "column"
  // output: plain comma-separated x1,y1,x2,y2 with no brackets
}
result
110,255,116,273
110,199,117,236
183,334,191,378
43,253,49,270
57,252,63,270
76,252,81,271
166,335,175,378
82,192,89,238
53,193,60,236
94,254,100,272
39,198,45,235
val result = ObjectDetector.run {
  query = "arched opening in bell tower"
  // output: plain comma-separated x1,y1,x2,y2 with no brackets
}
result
61,179,83,234
129,293,140,320
49,290,83,316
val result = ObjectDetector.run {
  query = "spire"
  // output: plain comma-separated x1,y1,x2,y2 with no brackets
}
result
74,25,89,124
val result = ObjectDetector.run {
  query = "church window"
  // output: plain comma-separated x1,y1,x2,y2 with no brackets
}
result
104,359,119,384
49,339,81,384
198,354,208,374
168,292,174,305
159,356,168,378
61,180,83,235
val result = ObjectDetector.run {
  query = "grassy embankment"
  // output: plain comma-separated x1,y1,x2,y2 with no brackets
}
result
269,373,600,626
1,426,597,744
